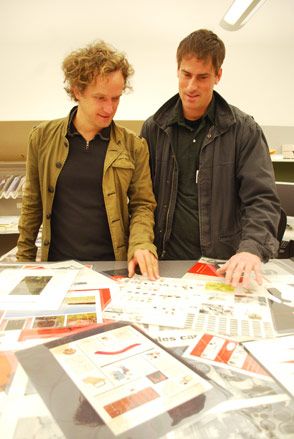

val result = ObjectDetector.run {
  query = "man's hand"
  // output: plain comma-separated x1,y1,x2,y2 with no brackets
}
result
216,252,262,289
128,249,160,281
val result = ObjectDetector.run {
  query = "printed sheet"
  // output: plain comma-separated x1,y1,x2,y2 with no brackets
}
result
103,276,275,339
183,333,269,378
243,335,294,398
16,323,230,438
0,268,78,311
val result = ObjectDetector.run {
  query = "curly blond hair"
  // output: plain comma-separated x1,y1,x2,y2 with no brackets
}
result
62,40,134,101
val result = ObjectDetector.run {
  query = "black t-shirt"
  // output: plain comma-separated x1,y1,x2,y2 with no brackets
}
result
164,100,214,260
48,109,115,261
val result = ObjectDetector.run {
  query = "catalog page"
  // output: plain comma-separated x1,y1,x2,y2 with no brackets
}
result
49,324,212,435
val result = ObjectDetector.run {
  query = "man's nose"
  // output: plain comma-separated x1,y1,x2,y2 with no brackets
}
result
187,77,198,89
102,100,114,114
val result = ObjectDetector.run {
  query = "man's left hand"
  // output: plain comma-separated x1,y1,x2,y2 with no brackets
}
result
216,252,262,289
128,249,160,281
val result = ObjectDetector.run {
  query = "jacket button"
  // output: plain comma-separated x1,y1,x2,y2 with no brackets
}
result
48,186,54,193
44,240,50,246
56,162,62,168
46,213,51,219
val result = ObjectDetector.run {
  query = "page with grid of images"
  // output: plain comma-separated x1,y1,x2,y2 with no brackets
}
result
0,310,103,352
103,276,276,339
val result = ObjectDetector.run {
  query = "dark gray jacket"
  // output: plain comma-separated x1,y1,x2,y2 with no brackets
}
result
141,91,280,261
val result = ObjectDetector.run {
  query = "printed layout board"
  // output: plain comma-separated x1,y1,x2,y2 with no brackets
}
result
49,325,211,435
103,276,275,339
16,323,229,438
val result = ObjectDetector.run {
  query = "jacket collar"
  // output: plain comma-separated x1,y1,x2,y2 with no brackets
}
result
109,122,126,150
152,91,236,134
66,106,111,141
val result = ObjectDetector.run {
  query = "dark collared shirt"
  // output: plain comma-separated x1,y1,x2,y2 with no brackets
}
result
48,107,115,261
164,98,215,260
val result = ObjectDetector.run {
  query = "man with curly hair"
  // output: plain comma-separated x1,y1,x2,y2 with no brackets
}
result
17,41,159,280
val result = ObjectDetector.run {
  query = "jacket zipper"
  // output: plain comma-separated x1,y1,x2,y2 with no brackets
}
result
198,125,215,255
161,163,176,258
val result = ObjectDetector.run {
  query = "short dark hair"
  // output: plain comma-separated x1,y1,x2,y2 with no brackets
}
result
176,29,225,73
62,40,134,101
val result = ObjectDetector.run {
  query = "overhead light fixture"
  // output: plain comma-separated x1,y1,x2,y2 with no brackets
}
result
220,0,268,31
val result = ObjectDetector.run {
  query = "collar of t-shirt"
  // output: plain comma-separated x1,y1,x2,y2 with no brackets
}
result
66,106,111,141
169,96,215,131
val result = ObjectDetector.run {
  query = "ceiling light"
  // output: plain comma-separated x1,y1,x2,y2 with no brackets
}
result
220,0,268,31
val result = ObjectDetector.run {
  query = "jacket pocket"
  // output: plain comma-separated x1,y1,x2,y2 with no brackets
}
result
112,156,135,188
112,154,135,170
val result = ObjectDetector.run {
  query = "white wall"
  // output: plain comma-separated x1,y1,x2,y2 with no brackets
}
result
0,0,293,125
217,43,294,127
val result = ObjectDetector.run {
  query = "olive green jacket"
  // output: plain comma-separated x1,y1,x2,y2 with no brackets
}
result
16,115,157,262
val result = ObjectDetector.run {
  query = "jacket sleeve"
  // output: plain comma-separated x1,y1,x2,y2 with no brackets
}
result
127,136,158,261
16,127,43,261
235,117,280,261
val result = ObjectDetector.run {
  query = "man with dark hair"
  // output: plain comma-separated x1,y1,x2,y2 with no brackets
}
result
17,40,159,280
141,29,280,287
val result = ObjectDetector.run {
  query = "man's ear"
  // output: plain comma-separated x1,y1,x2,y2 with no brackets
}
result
72,86,81,101
215,68,222,85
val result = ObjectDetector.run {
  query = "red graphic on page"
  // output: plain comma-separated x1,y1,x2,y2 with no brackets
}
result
104,387,159,417
190,334,268,376
99,288,111,309
95,343,141,355
187,262,223,277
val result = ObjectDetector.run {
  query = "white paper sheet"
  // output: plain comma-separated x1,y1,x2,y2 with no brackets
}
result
243,335,294,397
0,268,78,311
103,276,275,339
